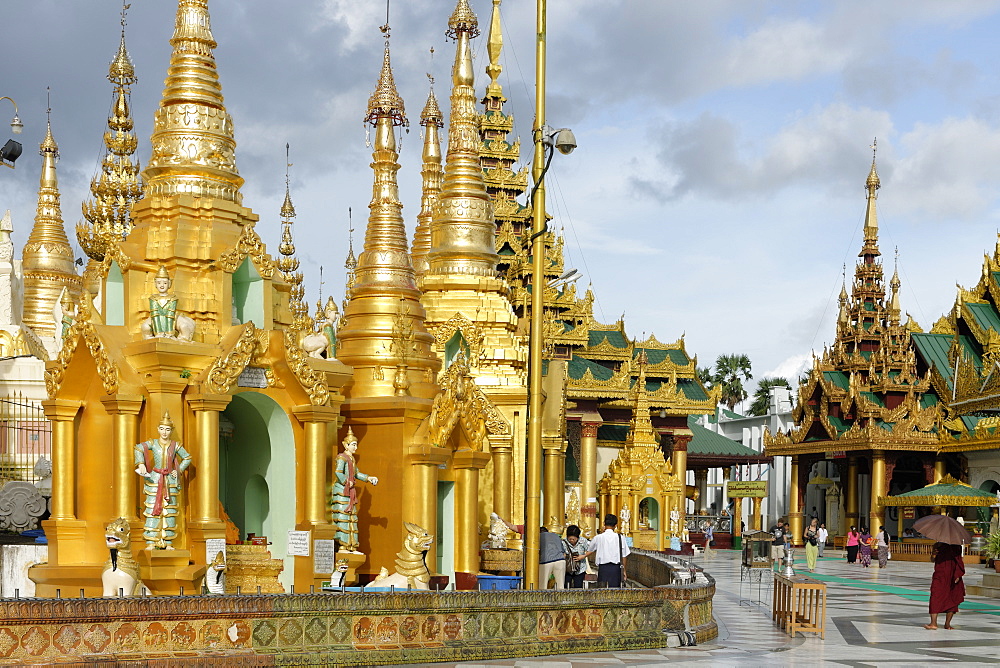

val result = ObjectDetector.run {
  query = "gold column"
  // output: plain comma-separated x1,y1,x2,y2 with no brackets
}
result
670,433,690,526
934,455,945,483
405,449,449,572
293,406,340,527
752,496,763,531
733,496,743,541
100,395,144,520
490,438,513,521
42,399,82,521
870,450,886,532
454,451,490,575
580,422,599,536
187,394,232,524
788,456,803,547
543,443,564,529
846,456,859,528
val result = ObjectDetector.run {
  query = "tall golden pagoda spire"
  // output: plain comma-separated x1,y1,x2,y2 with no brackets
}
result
276,144,308,330
412,72,444,279
425,0,499,277
337,24,438,397
22,105,82,345
627,350,659,448
142,0,243,203
78,1,143,261
484,0,504,100
889,248,902,325
862,138,880,257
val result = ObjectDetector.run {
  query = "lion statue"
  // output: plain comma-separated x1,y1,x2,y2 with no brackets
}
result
102,517,142,597
369,522,434,590
206,550,227,595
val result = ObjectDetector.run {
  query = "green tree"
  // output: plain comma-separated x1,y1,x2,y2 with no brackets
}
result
712,353,752,410
696,366,714,388
748,377,792,416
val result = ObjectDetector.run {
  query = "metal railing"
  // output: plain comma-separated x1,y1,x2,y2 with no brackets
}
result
0,392,51,484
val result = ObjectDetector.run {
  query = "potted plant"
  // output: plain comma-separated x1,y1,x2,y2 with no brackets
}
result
983,531,1000,571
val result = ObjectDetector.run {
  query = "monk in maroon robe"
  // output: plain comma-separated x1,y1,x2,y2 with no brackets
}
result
925,542,965,630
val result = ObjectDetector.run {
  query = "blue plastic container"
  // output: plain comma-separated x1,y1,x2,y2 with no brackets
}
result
478,575,521,590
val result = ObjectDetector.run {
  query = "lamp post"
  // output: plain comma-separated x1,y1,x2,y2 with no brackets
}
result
0,96,23,169
524,0,576,589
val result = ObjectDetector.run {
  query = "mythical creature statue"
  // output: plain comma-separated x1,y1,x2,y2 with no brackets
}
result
369,522,434,590
205,550,227,595
330,557,350,588
134,412,192,548
102,517,141,597
330,427,378,551
140,265,196,341
301,299,338,358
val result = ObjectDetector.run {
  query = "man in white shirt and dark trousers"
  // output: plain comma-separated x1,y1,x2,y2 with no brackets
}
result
585,514,630,587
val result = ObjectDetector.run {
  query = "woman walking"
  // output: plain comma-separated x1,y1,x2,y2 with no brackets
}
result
876,525,890,568
804,518,820,572
926,542,965,630
846,526,861,564
858,528,873,567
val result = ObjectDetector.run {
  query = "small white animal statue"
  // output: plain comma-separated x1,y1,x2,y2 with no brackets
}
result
206,550,227,595
330,558,350,588
102,517,142,597
369,522,434,590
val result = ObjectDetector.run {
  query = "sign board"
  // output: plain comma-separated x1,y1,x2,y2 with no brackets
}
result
205,538,226,564
286,530,311,557
824,451,847,459
238,367,268,388
726,481,767,498
314,539,336,574
903,507,915,520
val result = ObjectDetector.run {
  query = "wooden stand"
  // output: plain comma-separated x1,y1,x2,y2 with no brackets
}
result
772,573,826,638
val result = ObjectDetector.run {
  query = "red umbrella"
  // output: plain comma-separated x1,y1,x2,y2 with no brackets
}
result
912,515,973,545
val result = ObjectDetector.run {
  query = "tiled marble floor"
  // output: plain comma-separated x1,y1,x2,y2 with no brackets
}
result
420,549,1000,667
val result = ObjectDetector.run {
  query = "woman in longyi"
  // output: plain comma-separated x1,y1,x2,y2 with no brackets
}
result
926,542,965,630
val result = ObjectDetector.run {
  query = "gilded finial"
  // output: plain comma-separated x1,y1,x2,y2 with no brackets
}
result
485,0,503,98
866,137,880,191
413,69,445,279
109,2,137,86
159,411,174,429
447,0,480,39
365,22,408,129
143,0,244,203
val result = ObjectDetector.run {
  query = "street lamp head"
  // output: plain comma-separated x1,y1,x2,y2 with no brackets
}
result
9,114,22,135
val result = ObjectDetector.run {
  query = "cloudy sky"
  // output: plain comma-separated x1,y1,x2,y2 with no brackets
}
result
3,0,1000,406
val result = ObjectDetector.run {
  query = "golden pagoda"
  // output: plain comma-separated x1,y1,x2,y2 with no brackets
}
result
20,111,82,358
419,0,528,533
31,0,353,596
766,144,942,544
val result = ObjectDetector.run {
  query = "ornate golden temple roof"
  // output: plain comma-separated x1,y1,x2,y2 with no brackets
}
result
142,0,244,203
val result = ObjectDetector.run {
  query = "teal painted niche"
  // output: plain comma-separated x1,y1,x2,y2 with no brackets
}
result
444,331,469,368
105,261,125,326
232,258,265,326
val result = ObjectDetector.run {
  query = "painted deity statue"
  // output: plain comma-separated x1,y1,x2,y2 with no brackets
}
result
141,265,196,341
301,298,339,359
330,427,378,552
620,506,631,534
134,412,192,548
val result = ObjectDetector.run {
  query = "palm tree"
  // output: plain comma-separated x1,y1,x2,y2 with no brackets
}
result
696,366,714,389
712,353,752,410
749,377,792,416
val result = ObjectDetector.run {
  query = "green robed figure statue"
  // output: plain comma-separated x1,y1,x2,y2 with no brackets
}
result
134,411,192,548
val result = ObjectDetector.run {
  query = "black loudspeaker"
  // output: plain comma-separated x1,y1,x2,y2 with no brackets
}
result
0,139,22,165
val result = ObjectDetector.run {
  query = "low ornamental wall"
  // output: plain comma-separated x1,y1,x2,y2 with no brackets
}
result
0,556,715,665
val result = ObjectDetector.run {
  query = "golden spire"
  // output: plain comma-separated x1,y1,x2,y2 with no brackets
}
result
889,248,902,324
22,104,82,342
338,22,438,394
276,144,308,330
627,349,659,448
425,0,499,278
142,0,243,203
412,71,444,279
862,138,880,255
344,207,357,292
78,1,143,261
485,0,504,100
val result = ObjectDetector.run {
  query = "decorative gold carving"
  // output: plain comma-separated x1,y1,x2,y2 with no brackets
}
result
218,223,275,278
429,313,485,365
45,319,120,397
204,324,267,395
283,330,330,406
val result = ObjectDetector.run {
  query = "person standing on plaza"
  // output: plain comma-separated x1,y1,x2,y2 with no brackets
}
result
563,525,589,588
703,523,714,556
846,526,861,564
769,520,786,570
539,528,567,589
817,523,829,558
584,514,629,587
926,542,965,630
859,527,873,567
876,525,890,568
804,518,820,572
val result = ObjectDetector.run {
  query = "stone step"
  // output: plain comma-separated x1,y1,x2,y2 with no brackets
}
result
981,571,1000,587
967,584,1000,598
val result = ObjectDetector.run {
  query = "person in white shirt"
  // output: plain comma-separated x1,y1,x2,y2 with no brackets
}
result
584,514,630,587
817,523,829,558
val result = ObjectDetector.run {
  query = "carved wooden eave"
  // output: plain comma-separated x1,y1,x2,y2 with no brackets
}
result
45,320,137,397
414,353,507,452
218,221,276,279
